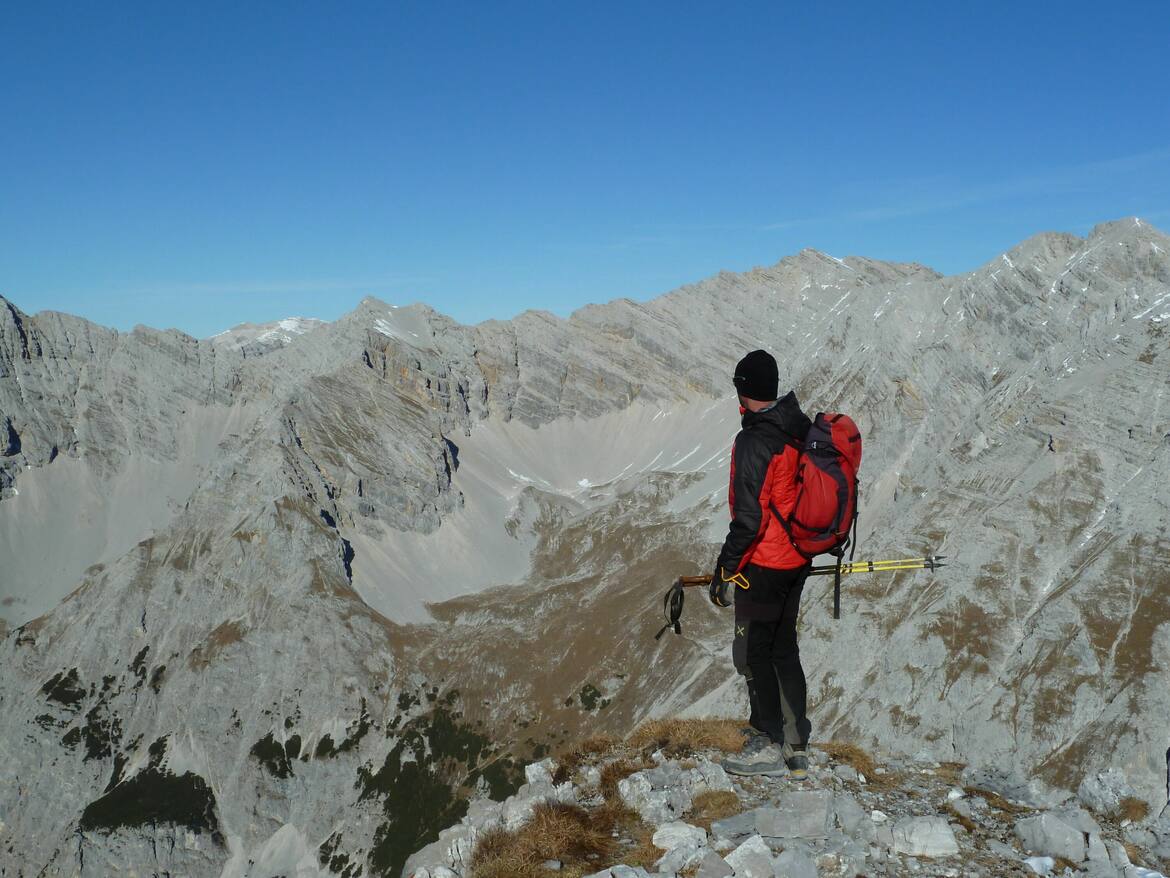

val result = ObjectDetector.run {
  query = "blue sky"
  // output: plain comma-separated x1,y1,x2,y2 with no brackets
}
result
3,1,1169,338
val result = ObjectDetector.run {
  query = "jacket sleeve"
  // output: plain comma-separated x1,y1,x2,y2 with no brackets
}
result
716,431,773,574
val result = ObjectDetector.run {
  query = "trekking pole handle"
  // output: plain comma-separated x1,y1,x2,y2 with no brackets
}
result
677,575,713,587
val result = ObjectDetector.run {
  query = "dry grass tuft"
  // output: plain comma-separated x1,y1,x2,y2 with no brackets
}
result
814,741,877,779
965,787,1029,816
934,762,966,786
1053,856,1080,873
1119,796,1150,823
590,797,642,836
553,734,621,783
1124,842,1146,867
470,802,617,878
619,827,663,871
628,718,745,755
687,790,742,831
947,804,977,834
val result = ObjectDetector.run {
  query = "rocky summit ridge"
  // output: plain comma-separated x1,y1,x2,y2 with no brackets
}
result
402,727,1170,878
1,218,1169,877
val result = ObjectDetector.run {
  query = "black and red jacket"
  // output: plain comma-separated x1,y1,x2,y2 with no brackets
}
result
715,391,813,574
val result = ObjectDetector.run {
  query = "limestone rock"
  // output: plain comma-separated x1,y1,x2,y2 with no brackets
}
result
693,848,734,878
1016,813,1087,862
655,842,706,874
756,789,833,840
834,793,869,839
1079,769,1137,817
651,820,707,851
723,834,775,878
775,846,819,878
524,757,557,786
711,809,759,842
891,816,960,858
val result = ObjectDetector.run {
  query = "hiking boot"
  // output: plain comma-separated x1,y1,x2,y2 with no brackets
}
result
738,732,771,756
783,743,809,780
722,742,787,777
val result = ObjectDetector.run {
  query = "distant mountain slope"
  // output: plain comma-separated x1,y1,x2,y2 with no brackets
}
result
0,218,1167,877
204,316,327,356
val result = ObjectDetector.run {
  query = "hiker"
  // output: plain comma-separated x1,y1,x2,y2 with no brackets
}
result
708,349,813,778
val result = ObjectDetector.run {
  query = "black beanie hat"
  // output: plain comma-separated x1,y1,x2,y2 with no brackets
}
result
734,349,779,401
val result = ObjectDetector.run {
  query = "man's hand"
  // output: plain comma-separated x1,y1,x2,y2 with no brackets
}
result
709,563,732,608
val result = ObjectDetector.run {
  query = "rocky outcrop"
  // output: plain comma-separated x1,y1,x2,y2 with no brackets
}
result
403,744,1169,878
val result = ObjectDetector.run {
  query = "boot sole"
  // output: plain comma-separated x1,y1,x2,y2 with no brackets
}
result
721,764,788,777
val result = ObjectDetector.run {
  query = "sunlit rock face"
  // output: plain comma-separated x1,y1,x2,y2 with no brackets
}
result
1,218,1168,876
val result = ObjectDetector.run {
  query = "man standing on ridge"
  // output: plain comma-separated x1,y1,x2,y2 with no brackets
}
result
709,349,813,778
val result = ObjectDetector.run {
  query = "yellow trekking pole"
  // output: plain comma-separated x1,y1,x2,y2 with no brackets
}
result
655,556,945,639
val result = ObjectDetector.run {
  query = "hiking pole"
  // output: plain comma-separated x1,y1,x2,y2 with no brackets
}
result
655,556,945,638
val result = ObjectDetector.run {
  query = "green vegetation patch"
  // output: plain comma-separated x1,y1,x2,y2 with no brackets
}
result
41,668,86,707
318,831,364,877
149,664,166,694
129,647,149,684
79,736,222,844
315,698,373,759
81,701,123,762
358,705,525,878
250,731,298,778
578,683,611,712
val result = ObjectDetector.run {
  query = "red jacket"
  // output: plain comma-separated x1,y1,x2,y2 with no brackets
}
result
716,392,812,573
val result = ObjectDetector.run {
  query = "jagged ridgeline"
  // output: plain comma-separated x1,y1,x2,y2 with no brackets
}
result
1,218,1168,876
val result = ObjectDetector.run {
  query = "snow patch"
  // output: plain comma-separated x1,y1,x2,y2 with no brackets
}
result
669,444,701,467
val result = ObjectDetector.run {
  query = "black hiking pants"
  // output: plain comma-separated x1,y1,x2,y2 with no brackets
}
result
731,563,811,748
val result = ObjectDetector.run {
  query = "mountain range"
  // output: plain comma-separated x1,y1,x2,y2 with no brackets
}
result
1,218,1168,876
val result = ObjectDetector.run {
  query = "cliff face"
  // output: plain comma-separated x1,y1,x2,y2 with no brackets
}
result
1,218,1168,877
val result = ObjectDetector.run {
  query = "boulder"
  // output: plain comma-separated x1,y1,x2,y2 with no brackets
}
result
834,764,860,783
401,823,478,877
651,821,707,851
986,839,1019,859
656,843,706,874
775,846,819,878
1149,805,1170,860
693,848,734,878
1104,839,1130,868
756,789,834,840
617,772,691,826
617,758,734,826
1024,856,1056,876
891,816,960,858
524,757,557,786
1016,813,1087,862
819,830,869,876
834,793,869,838
583,868,653,878
1054,806,1103,836
724,834,776,878
710,809,759,842
1086,832,1109,863
1078,769,1136,817
502,780,577,830
963,765,1067,809
463,798,504,830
